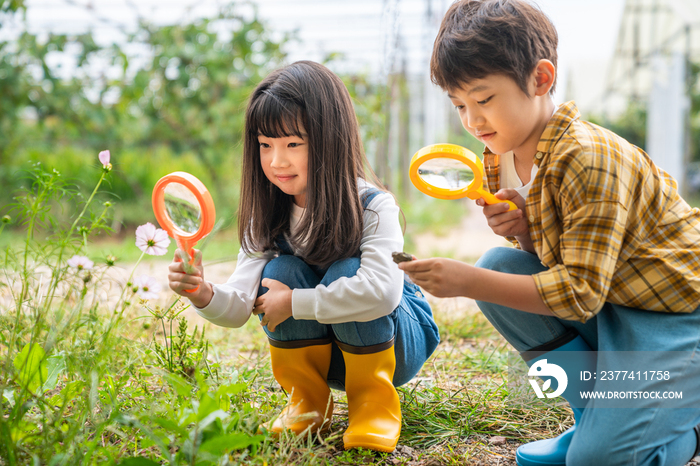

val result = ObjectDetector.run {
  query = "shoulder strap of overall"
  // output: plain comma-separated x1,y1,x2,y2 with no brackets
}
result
360,186,382,210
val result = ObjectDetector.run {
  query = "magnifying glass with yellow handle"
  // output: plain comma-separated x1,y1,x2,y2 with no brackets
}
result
152,172,216,293
409,143,517,211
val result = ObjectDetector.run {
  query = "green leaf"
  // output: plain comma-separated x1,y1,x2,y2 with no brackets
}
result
163,373,192,398
197,409,228,431
42,355,65,392
216,382,247,398
116,458,160,466
149,416,190,439
2,389,14,407
198,433,264,456
50,380,85,407
13,343,47,394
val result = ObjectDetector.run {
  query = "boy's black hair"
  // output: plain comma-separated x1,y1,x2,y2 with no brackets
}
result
431,0,558,95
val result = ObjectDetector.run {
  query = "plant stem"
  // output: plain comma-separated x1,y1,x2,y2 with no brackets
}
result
116,249,146,314
44,170,107,314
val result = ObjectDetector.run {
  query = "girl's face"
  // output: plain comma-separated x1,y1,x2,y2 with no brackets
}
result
258,130,309,207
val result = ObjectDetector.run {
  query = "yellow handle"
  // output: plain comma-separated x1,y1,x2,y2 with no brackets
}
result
467,189,518,211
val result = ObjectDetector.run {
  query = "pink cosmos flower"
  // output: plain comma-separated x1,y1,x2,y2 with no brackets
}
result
98,150,110,167
135,222,171,256
67,255,94,271
133,275,162,300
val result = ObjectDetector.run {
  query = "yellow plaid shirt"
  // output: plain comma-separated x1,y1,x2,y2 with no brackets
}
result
483,101,700,322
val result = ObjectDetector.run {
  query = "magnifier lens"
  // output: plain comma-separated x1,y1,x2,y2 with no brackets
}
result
417,157,475,190
163,182,202,234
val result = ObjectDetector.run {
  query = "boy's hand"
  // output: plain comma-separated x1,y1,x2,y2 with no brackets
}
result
476,189,535,252
168,248,213,308
476,188,528,236
252,278,293,332
398,257,472,298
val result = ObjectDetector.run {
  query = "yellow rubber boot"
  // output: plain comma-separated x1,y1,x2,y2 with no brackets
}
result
268,340,334,435
340,341,401,452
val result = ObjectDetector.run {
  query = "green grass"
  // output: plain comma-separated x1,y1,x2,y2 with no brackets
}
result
0,246,574,465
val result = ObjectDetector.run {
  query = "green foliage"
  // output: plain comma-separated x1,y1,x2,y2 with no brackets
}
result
144,299,216,380
689,62,700,166
0,3,290,227
0,0,25,13
0,157,283,465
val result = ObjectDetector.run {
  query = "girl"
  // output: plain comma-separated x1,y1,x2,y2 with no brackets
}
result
168,60,440,453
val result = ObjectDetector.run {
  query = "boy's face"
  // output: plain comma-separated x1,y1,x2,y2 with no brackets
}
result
448,73,543,158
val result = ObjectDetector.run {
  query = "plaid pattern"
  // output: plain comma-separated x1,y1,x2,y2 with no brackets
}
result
483,101,700,322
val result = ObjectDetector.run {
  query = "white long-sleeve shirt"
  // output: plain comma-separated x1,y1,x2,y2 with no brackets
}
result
191,181,405,327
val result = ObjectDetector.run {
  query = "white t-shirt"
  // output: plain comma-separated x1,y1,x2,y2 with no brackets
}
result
499,151,538,199
500,106,557,198
191,179,404,327
287,202,307,254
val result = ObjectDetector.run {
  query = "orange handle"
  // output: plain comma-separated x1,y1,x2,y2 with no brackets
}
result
467,189,518,211
175,239,199,293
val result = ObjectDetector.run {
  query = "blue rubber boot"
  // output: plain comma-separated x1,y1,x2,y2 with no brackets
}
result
516,331,596,466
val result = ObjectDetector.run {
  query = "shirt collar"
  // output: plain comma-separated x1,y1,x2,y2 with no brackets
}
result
537,101,580,156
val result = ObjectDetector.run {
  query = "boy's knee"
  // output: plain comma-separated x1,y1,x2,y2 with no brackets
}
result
475,247,523,273
566,432,628,466
475,247,546,276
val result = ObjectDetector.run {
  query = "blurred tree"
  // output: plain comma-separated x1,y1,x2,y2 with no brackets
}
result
588,100,648,151
0,3,289,220
0,0,25,13
114,7,289,192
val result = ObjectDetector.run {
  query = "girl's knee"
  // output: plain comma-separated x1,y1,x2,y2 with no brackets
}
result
321,257,361,284
260,255,313,289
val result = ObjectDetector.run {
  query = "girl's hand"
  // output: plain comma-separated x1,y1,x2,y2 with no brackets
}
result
252,278,293,332
398,257,472,298
168,248,213,308
476,189,535,253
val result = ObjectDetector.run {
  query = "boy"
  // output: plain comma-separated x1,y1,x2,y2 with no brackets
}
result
399,1,700,465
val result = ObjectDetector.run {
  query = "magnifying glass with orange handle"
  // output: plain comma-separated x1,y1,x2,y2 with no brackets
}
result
152,172,216,293
409,143,517,211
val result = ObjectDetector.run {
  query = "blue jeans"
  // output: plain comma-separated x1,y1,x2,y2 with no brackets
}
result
475,247,700,466
257,254,440,391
